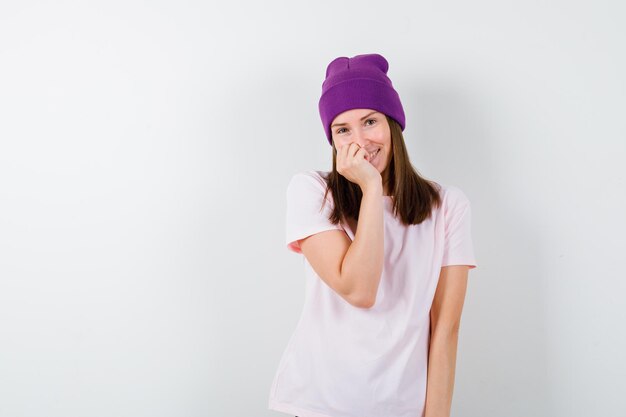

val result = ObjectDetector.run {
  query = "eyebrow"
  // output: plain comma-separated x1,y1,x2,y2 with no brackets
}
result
330,111,379,128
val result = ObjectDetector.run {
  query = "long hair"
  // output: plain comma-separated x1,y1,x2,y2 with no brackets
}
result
321,115,442,226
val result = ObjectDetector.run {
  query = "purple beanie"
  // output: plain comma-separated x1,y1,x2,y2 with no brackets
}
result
318,53,406,146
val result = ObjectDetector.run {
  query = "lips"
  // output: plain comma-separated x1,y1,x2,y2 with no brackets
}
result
368,148,381,160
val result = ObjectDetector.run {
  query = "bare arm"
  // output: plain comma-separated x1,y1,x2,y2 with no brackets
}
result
424,265,469,417
298,181,385,309
339,182,385,308
299,142,385,309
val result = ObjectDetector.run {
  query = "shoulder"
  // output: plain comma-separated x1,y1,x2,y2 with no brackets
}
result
287,170,330,190
437,183,471,210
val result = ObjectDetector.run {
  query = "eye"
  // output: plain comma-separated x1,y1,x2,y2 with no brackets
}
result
336,127,347,134
365,118,376,126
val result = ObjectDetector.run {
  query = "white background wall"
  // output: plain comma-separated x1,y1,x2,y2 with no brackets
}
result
1,1,624,416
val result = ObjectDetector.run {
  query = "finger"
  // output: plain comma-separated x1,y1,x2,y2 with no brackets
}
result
336,144,348,168
341,143,350,159
354,144,368,160
342,143,354,162
337,143,348,164
349,143,362,159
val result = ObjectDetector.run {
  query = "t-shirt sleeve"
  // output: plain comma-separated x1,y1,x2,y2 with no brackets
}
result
285,171,346,254
441,187,477,269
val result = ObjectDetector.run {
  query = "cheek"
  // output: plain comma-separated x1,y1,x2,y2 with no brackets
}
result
384,146,392,161
375,130,390,146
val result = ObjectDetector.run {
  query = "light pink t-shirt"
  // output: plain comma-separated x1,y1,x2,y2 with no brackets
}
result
268,170,477,417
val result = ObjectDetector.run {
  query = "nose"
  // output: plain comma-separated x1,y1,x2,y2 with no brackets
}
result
352,128,370,148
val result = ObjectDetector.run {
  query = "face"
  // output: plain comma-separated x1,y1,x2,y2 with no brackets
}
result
331,108,392,180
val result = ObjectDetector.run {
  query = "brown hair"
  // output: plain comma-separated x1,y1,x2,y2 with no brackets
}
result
321,115,442,226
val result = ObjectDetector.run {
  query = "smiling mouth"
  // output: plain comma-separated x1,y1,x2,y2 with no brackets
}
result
368,149,381,160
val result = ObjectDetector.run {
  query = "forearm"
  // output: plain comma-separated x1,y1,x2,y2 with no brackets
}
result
424,331,460,417
340,184,384,307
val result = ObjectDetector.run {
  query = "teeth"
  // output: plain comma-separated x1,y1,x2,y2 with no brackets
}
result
369,149,380,159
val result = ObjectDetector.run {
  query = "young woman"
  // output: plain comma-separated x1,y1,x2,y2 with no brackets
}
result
268,53,478,417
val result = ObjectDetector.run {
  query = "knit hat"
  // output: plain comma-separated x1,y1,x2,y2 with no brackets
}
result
318,53,406,146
